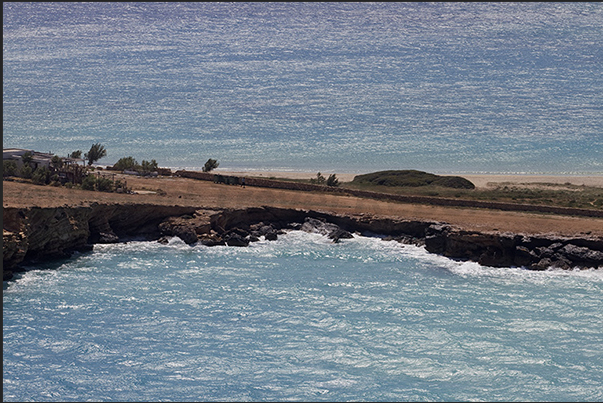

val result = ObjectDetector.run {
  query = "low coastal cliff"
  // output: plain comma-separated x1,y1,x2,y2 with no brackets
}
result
206,207,603,270
4,204,602,281
3,203,199,278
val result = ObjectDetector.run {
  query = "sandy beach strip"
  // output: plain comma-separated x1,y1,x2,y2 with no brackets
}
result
449,174,603,189
215,170,603,189
215,170,358,182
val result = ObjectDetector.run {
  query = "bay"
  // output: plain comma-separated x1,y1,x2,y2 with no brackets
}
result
4,232,603,401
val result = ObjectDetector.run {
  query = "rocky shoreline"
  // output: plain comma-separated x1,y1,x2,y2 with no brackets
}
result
3,203,602,281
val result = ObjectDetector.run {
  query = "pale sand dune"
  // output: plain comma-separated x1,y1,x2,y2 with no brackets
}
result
218,170,603,189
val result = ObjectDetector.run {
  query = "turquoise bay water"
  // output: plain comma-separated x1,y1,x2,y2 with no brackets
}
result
4,232,603,402
3,2,603,174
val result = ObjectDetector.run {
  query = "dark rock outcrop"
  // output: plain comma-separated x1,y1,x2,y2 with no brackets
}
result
264,231,278,241
224,232,250,247
5,206,93,266
198,232,226,246
2,204,199,278
424,223,603,270
248,222,285,241
156,209,217,244
299,217,353,243
3,204,602,282
87,203,201,241
159,222,198,245
558,244,603,265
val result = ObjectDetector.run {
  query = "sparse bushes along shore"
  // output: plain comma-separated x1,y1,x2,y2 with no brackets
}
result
309,172,340,187
110,156,158,175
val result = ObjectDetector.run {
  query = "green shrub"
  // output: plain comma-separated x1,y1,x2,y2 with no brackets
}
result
20,165,33,179
326,174,340,187
353,170,437,187
81,174,96,190
96,177,113,192
21,151,33,165
352,170,475,189
310,172,326,185
32,167,50,185
139,159,158,174
113,156,139,171
113,156,158,174
51,155,63,170
202,158,219,172
50,173,61,187
114,179,127,192
84,143,107,166
432,176,475,189
3,160,17,177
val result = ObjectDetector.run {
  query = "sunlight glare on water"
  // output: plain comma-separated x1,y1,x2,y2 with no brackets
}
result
3,2,602,174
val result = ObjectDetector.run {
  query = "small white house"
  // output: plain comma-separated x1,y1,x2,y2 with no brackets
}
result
3,148,53,171
3,148,85,171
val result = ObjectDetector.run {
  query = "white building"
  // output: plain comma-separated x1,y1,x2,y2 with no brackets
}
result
3,148,85,171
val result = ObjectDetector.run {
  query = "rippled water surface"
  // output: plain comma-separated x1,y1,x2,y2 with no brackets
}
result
3,2,602,174
4,232,603,401
4,3,603,401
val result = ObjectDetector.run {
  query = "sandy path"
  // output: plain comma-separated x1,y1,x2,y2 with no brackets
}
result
453,174,603,189
4,174,603,237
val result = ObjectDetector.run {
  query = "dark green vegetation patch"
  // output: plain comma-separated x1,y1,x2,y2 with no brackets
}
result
352,170,475,189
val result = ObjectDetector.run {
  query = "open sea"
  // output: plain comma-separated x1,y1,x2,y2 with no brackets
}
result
3,2,602,175
3,3,603,402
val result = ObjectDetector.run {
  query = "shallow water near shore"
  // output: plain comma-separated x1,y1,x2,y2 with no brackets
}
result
4,231,603,402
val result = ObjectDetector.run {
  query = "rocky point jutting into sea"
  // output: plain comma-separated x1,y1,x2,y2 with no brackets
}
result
3,203,603,281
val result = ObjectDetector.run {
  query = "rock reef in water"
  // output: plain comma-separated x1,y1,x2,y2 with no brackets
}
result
3,204,602,281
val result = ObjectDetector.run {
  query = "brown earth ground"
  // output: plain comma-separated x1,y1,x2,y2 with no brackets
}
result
4,173,603,237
